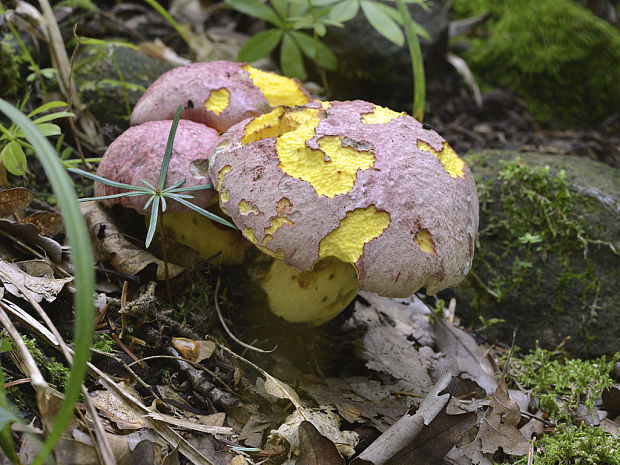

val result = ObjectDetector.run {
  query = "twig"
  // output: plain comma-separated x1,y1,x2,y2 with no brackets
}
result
214,278,275,354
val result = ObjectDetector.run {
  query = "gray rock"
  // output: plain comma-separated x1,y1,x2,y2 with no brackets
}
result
322,0,448,111
74,45,174,131
454,150,619,357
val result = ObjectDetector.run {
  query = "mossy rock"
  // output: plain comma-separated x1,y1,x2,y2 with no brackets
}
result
74,44,174,129
454,150,620,357
453,0,620,127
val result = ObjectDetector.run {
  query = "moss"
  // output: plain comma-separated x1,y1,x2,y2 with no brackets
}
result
23,337,69,391
514,424,620,465
474,157,598,315
453,0,620,126
92,333,115,353
502,347,618,421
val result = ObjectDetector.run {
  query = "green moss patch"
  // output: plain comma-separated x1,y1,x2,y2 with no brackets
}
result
453,0,620,126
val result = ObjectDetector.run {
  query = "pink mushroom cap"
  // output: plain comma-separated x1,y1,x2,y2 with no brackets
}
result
95,119,219,213
208,100,479,297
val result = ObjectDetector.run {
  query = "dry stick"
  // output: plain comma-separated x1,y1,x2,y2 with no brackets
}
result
67,25,92,170
3,296,216,465
0,269,117,465
0,304,47,391
37,0,102,147
213,277,275,354
158,207,175,309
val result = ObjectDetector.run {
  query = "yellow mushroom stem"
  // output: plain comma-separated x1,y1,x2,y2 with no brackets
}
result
250,257,359,326
156,210,359,325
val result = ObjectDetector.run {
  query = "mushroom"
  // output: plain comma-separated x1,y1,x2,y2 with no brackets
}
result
130,61,311,133
208,100,478,320
94,119,251,264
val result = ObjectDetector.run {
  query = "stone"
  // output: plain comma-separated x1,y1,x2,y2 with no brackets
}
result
453,150,620,357
74,45,174,132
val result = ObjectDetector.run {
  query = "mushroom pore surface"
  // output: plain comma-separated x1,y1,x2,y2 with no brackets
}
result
208,100,479,297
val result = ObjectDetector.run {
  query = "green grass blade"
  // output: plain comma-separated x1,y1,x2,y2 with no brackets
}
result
158,106,182,190
0,98,94,465
395,0,425,121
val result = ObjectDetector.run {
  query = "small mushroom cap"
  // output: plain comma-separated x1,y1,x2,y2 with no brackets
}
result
209,100,479,297
130,61,311,133
95,120,219,213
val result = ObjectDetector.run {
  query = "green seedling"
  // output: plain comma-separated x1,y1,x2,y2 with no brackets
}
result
227,0,429,117
0,99,74,180
69,105,236,249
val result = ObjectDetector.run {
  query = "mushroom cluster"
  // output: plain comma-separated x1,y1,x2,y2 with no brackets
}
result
95,61,479,325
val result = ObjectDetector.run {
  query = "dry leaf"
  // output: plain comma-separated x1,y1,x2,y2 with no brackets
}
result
479,378,529,456
297,421,345,465
81,201,184,279
382,409,477,465
432,317,497,395
0,219,63,262
352,373,454,465
348,293,434,394
0,187,32,217
172,337,215,363
0,259,72,303
89,384,149,430
269,408,358,463
20,211,63,237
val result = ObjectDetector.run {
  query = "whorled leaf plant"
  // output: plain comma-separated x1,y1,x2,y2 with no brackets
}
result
69,105,236,249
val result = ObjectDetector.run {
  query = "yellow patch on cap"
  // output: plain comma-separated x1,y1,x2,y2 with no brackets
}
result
414,229,435,254
239,199,259,215
417,140,465,179
361,104,405,124
216,165,231,192
242,107,376,198
276,197,292,215
244,227,285,260
220,189,229,203
204,88,230,115
318,206,391,266
242,65,309,107
264,216,293,236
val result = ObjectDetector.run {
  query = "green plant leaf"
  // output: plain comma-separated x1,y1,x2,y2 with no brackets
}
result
0,339,12,353
238,29,284,63
145,195,161,247
361,0,404,46
224,0,283,26
1,140,27,175
27,101,67,117
396,0,425,120
171,196,237,229
0,98,94,465
159,105,182,190
36,123,62,137
280,33,306,80
271,0,289,18
0,407,18,431
32,111,74,125
289,31,338,70
68,168,152,192
329,0,360,22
